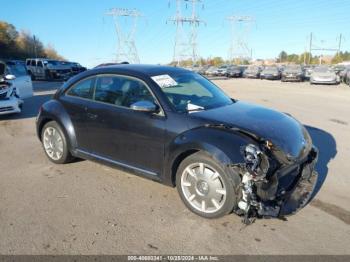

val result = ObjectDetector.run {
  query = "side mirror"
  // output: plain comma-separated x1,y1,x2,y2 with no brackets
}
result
5,74,16,80
130,101,158,113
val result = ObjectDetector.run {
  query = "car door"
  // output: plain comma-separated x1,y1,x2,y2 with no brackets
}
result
60,76,97,151
8,62,33,98
36,61,45,79
84,74,166,175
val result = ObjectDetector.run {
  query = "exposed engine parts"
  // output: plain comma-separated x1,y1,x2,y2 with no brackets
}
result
235,144,318,225
242,144,269,180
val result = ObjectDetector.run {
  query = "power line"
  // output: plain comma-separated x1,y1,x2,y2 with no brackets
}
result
106,8,143,64
226,15,254,62
308,32,343,64
167,0,205,66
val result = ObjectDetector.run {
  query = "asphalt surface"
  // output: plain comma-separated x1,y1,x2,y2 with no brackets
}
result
0,79,349,255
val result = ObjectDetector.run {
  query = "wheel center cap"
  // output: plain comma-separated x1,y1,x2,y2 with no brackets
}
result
197,180,209,195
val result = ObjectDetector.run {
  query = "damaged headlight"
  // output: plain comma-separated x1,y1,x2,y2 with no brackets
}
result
242,144,269,180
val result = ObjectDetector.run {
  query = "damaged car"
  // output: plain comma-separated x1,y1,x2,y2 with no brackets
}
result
36,65,318,223
0,60,33,115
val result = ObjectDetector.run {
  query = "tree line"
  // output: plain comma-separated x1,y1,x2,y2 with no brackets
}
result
277,50,350,64
0,20,64,60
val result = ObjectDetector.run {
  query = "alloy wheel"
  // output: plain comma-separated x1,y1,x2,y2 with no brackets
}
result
43,127,64,161
181,162,227,214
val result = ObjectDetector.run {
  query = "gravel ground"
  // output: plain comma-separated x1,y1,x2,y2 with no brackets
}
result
0,79,349,255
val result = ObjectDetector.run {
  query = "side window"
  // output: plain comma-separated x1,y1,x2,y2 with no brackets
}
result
93,75,155,108
37,61,43,68
26,60,31,66
67,78,94,99
31,60,36,66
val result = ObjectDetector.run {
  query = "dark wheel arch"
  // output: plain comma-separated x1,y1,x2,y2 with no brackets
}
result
171,149,199,186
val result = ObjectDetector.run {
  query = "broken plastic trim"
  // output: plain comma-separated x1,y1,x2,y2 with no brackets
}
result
234,146,318,225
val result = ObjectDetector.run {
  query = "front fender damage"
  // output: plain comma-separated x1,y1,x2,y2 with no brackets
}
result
232,144,318,225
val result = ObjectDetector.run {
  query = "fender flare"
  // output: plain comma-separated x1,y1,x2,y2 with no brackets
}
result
164,126,258,187
37,100,77,152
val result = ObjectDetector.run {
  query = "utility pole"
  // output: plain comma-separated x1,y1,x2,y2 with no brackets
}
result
337,33,342,56
33,35,37,58
168,0,205,66
308,32,343,64
309,32,313,64
106,8,142,64
226,15,254,64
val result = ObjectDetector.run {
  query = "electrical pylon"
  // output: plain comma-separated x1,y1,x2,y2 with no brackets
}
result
106,8,142,64
226,15,254,63
168,0,205,66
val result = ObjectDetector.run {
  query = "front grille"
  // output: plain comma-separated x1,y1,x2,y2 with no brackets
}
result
0,106,13,112
57,69,71,74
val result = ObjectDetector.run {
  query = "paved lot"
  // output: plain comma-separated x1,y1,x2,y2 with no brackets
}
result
0,79,349,255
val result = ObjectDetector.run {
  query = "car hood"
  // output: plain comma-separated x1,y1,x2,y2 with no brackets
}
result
262,71,278,74
284,70,302,74
312,72,336,78
191,101,312,162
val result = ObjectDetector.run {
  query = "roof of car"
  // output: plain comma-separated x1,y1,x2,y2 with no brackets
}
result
91,64,189,76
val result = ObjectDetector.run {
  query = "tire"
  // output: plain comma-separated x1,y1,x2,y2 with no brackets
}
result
29,71,35,81
41,121,74,164
45,70,52,81
176,152,237,219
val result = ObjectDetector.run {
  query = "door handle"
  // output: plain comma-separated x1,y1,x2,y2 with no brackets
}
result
87,112,98,120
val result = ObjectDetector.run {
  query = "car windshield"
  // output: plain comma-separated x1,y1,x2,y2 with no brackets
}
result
6,62,28,77
263,67,278,73
156,73,233,113
44,60,60,66
285,65,302,72
246,66,259,72
314,67,333,73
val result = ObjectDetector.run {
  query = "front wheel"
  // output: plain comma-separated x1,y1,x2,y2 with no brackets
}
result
41,121,74,164
176,152,237,218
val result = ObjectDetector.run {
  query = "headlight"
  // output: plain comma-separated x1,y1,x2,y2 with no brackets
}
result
243,144,269,180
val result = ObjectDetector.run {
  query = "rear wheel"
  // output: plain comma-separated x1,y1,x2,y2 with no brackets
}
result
41,121,74,164
176,152,236,218
45,70,52,81
28,71,35,81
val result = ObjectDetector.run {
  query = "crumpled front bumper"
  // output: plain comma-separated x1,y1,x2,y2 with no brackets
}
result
0,96,23,115
279,168,318,217
257,147,319,218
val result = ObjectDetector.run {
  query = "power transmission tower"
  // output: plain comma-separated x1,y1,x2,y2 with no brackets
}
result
308,33,343,64
106,8,142,64
168,0,205,66
226,15,254,63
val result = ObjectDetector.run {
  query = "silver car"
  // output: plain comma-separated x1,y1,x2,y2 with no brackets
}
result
310,66,340,85
205,66,218,76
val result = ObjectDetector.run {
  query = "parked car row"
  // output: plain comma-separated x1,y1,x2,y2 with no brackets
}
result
190,64,348,86
26,58,86,81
